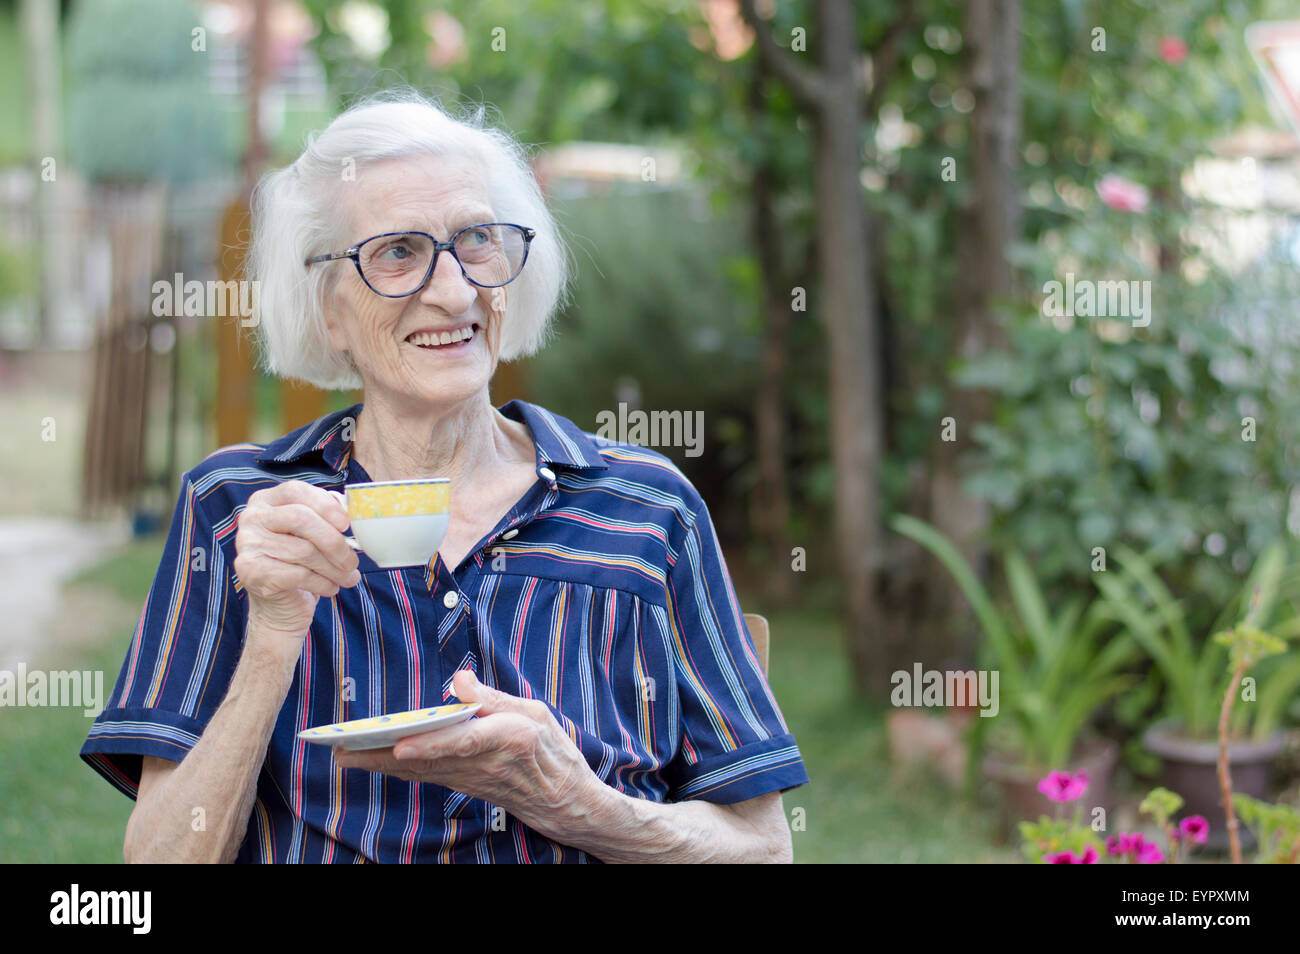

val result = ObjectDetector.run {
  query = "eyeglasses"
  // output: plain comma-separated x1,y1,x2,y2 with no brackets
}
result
305,223,535,297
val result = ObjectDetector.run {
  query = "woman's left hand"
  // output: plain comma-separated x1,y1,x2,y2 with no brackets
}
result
333,670,602,842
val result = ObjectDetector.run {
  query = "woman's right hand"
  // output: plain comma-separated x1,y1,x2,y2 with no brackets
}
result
233,480,361,639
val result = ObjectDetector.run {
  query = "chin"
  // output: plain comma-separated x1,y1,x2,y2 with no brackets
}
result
399,366,492,409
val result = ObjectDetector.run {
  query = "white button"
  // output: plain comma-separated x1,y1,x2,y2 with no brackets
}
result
538,466,556,483
443,591,460,609
502,528,519,540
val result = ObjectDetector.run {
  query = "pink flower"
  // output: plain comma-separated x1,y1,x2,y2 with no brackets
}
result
1158,36,1188,65
1045,847,1097,868
1108,832,1165,863
1179,816,1209,845
1106,833,1135,856
1135,836,1165,864
1097,175,1150,213
1037,770,1090,802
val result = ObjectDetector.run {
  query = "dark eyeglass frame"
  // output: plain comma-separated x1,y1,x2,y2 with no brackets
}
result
304,222,536,296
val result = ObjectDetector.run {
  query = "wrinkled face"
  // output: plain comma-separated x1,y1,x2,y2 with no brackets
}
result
322,152,508,411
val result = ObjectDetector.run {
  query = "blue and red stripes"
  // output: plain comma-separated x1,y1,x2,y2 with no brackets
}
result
81,399,808,862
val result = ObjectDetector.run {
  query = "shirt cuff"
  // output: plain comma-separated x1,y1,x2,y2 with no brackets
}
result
669,732,809,804
80,706,207,799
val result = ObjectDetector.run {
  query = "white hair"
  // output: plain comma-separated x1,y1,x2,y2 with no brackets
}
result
246,90,570,390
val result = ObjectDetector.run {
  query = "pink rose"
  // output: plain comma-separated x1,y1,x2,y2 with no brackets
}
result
1097,174,1150,213
1158,36,1188,65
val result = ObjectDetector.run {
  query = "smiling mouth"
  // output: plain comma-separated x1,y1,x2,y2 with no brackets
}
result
405,324,479,350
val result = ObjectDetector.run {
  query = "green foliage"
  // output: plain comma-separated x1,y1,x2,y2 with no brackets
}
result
1019,815,1104,864
1234,794,1300,864
891,514,1138,771
301,0,729,145
65,0,230,183
0,7,27,166
1139,786,1184,830
527,188,764,505
958,0,1300,636
1094,542,1298,739
1213,623,1286,673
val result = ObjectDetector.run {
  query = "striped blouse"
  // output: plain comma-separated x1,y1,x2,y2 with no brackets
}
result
81,399,808,862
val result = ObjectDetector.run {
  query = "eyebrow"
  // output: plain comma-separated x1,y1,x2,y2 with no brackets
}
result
387,210,498,236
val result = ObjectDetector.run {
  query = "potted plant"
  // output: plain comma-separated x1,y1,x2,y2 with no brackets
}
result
891,515,1140,832
1019,778,1210,864
1212,612,1288,862
1234,795,1300,864
1094,541,1300,850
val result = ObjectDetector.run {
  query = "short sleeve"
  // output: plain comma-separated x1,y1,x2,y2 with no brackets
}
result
661,493,809,804
80,471,246,798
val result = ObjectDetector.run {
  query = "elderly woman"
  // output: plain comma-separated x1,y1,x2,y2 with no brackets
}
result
81,94,807,863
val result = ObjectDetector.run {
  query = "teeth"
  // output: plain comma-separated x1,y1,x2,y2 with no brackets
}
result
407,326,474,347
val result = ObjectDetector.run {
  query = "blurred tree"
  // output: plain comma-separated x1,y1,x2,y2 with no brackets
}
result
958,0,1300,636
66,0,227,183
739,0,885,693
279,0,1300,707
65,0,227,517
19,0,60,345
898,0,1022,685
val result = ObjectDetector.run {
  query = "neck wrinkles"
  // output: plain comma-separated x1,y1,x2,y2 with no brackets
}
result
350,393,535,487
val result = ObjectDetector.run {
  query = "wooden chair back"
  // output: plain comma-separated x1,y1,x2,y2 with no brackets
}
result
743,613,770,675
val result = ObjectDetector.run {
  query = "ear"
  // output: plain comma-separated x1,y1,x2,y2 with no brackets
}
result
323,311,349,353
321,281,351,354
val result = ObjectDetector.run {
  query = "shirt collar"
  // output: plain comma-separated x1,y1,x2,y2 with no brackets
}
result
253,400,608,474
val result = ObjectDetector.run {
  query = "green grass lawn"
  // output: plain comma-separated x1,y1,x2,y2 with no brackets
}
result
0,538,1016,863
0,538,164,864
763,609,1017,863
0,634,136,863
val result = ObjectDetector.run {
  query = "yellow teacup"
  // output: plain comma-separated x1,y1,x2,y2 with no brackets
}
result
344,478,450,567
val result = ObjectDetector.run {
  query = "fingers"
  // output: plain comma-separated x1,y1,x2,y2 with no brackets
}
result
254,480,351,533
256,504,359,580
451,670,554,724
249,559,350,600
238,481,359,587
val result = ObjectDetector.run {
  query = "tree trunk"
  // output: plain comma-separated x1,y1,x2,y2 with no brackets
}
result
747,54,795,604
736,0,886,694
920,0,1021,669
813,0,884,694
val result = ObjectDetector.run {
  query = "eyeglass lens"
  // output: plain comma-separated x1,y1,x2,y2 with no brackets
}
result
358,225,528,294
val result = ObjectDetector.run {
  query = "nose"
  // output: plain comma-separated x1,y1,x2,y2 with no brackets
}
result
416,247,477,315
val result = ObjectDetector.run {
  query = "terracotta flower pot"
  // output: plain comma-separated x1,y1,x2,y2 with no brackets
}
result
1142,718,1284,852
983,737,1120,841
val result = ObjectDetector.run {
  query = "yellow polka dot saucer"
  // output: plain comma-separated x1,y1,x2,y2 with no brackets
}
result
298,702,481,750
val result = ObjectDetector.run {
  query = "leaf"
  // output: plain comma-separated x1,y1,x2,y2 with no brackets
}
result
1113,546,1195,672
890,514,1024,689
1006,551,1057,663
1094,572,1189,717
1048,674,1134,768
1252,657,1300,741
